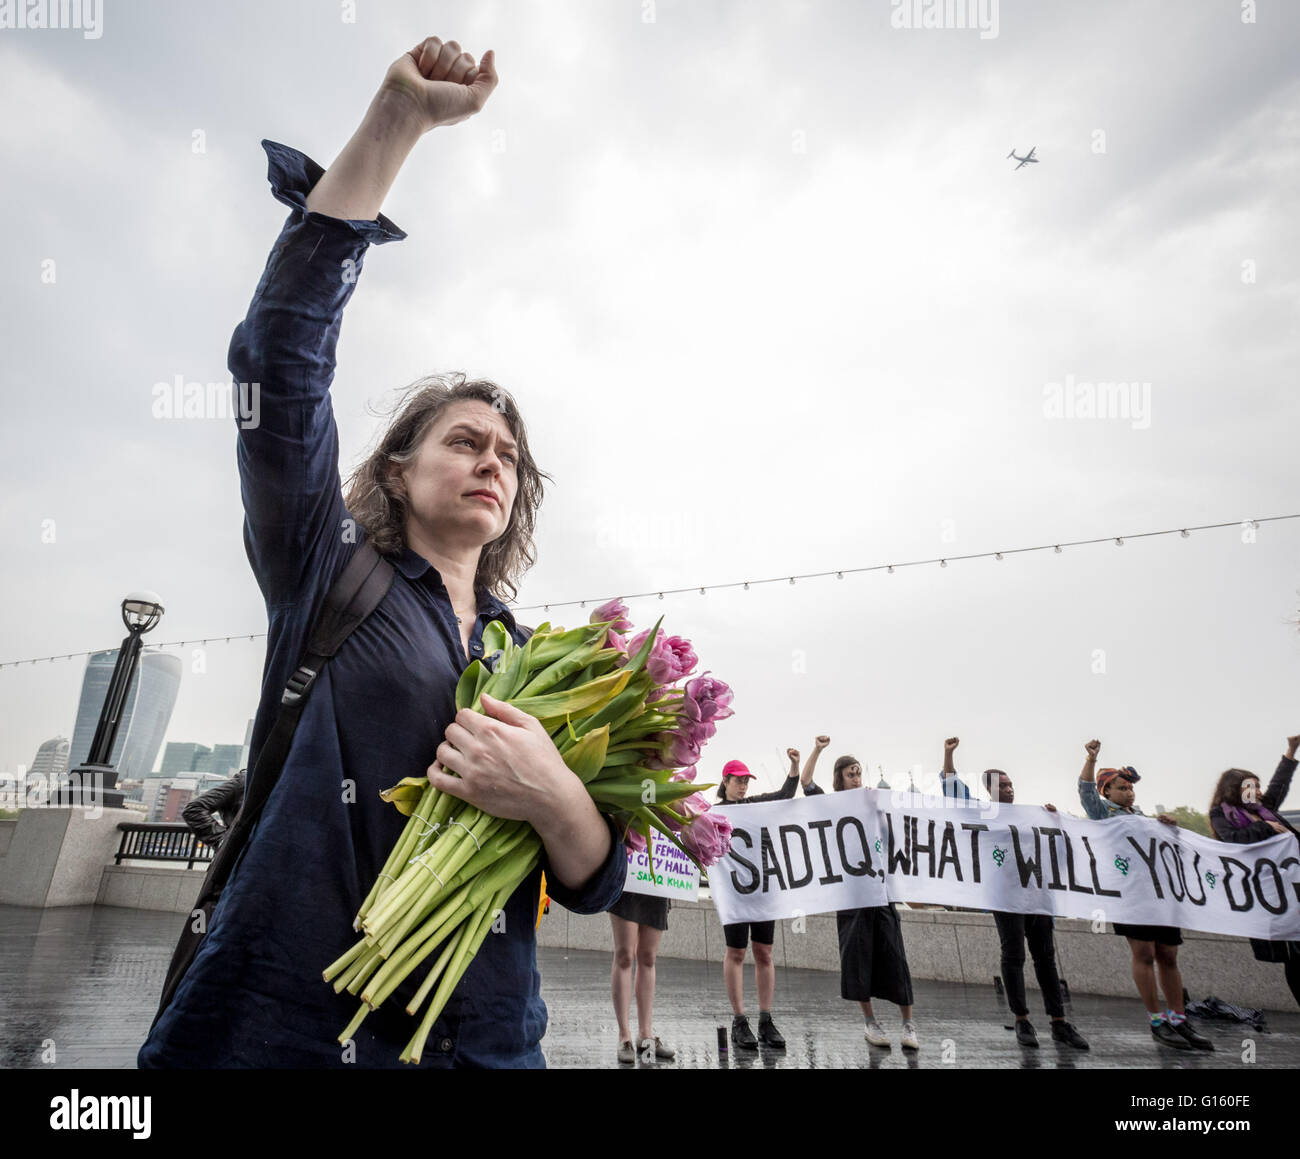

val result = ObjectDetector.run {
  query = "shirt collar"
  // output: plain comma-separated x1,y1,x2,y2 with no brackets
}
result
393,546,518,631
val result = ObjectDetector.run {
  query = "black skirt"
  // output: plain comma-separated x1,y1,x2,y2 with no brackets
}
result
1113,922,1182,946
837,904,914,1005
1251,937,1300,963
608,890,669,931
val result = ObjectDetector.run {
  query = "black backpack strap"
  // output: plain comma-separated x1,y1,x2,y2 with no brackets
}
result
210,540,394,893
150,540,394,1031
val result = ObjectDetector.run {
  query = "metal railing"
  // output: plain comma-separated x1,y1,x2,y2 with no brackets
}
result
114,823,214,869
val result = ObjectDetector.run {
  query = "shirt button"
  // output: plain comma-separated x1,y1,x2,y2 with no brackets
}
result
438,1037,454,1053
470,642,482,655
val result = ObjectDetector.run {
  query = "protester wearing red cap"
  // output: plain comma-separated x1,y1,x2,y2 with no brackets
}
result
714,740,826,1049
1077,739,1213,1052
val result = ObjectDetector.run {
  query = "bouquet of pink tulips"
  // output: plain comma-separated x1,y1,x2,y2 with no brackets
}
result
322,598,735,1062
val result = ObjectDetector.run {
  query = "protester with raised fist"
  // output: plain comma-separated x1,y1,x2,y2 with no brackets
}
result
139,36,626,1070
806,749,920,1051
1208,733,1300,1006
1078,739,1212,1052
939,738,1088,1050
714,741,824,1050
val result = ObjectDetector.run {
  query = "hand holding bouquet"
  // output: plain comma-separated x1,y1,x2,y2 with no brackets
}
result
322,599,734,1061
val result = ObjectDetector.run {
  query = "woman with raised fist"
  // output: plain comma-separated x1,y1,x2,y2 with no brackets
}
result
139,37,626,1070
1208,734,1300,1006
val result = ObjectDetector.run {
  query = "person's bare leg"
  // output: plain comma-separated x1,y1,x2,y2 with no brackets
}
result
857,1000,874,1017
900,1004,913,1019
1128,938,1162,1013
724,946,747,1014
610,914,637,1041
1154,944,1185,1014
753,941,775,1011
635,925,663,1040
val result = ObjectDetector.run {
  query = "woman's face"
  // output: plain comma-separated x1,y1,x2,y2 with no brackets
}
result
724,775,750,802
1240,777,1262,805
399,400,519,548
1103,778,1136,808
839,763,863,790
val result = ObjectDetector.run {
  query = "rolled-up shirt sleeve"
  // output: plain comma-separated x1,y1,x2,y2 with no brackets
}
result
539,813,626,915
1077,777,1107,820
231,140,407,608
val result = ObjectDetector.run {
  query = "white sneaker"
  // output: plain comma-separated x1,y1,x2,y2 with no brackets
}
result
639,1035,676,1061
864,1018,891,1048
900,1020,920,1051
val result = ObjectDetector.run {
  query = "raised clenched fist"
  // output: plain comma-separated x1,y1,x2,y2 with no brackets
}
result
381,37,499,131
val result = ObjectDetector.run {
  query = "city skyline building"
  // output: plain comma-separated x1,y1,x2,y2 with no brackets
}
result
66,648,181,783
208,743,243,778
158,741,212,778
27,736,70,785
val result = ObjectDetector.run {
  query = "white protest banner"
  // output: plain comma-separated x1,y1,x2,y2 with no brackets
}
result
711,789,1300,941
623,830,700,901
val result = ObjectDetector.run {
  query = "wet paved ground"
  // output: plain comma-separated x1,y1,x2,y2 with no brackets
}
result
4,904,1299,1070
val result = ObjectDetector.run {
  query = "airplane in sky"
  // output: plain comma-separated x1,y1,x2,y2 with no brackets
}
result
1007,146,1038,170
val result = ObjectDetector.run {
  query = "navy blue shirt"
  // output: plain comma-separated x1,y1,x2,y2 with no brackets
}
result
138,140,625,1069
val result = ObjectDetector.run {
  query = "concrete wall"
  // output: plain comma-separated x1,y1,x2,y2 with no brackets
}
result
539,898,1296,1013
0,819,16,858
0,806,139,907
97,864,207,914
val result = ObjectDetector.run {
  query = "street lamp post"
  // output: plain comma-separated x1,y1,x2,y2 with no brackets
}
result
57,591,164,810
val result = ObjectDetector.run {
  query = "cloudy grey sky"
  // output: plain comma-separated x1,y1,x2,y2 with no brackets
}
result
2,0,1298,816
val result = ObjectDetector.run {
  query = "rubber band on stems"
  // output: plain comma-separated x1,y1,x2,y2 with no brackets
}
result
448,818,482,850
408,849,445,887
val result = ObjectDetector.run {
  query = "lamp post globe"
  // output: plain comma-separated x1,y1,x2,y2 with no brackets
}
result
122,592,164,634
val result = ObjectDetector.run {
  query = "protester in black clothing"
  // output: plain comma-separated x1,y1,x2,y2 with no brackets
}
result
716,740,825,1049
1208,734,1300,1006
938,737,1089,1050
805,752,919,1051
181,770,246,851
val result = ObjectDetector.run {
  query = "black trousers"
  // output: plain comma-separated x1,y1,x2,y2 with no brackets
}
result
993,911,1065,1019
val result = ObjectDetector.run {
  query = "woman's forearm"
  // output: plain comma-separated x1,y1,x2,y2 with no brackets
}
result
533,780,612,893
305,89,427,222
800,748,822,783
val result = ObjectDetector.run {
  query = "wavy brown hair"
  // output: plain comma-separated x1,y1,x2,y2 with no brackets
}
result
1209,768,1259,813
342,373,551,604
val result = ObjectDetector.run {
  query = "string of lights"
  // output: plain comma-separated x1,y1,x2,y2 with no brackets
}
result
2,513,1294,670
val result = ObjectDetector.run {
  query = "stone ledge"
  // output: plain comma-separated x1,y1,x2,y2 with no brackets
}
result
96,864,206,915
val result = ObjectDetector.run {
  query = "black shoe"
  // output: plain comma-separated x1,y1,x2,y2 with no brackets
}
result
1050,1020,1090,1050
757,1014,786,1049
1014,1019,1039,1047
1151,1019,1191,1050
1172,1019,1215,1051
731,1016,758,1050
